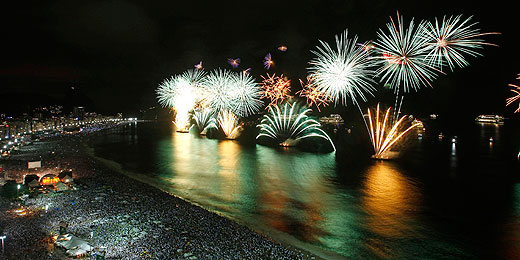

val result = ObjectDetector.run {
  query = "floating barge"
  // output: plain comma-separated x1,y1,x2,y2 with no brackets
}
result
475,114,504,124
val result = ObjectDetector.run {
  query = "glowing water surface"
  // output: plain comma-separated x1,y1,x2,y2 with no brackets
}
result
91,121,520,259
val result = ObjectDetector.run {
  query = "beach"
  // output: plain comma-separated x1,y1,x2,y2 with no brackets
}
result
0,127,321,259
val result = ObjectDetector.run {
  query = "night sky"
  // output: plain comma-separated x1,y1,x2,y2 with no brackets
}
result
1,0,518,119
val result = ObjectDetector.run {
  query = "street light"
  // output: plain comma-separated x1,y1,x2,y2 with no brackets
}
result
0,235,6,254
17,184,20,197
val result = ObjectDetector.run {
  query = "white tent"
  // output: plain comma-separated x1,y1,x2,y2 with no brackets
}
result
79,243,93,251
66,248,87,257
56,235,91,251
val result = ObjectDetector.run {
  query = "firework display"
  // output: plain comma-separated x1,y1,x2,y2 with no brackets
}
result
308,29,377,106
193,108,217,134
507,84,520,113
367,103,421,159
278,45,288,52
374,13,440,93
194,61,203,70
263,53,274,69
201,69,263,117
296,77,331,111
506,74,520,113
227,58,240,68
231,72,264,117
260,73,291,107
4,7,516,260
156,69,206,131
200,69,235,112
357,41,375,53
256,102,335,151
423,15,499,71
154,12,497,158
218,110,242,139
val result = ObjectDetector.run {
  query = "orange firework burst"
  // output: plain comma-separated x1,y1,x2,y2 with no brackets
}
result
367,103,421,159
260,73,291,107
507,85,520,113
506,74,520,113
296,77,331,111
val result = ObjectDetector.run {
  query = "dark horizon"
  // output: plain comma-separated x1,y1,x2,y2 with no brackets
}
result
1,0,518,119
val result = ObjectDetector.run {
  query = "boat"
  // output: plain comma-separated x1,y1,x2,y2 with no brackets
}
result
475,114,504,124
319,114,344,125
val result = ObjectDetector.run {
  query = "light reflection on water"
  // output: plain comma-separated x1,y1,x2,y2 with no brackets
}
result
155,128,428,258
361,162,422,239
93,122,520,259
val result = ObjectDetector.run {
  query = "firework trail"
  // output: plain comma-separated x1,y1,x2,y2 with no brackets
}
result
218,110,242,139
308,29,377,106
423,15,500,71
260,73,292,107
256,102,335,151
367,103,421,159
296,76,331,112
278,45,288,52
263,53,274,69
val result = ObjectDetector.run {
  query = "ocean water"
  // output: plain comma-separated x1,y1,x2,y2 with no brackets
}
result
89,119,520,259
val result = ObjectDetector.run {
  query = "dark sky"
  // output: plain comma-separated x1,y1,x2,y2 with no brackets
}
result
1,0,518,118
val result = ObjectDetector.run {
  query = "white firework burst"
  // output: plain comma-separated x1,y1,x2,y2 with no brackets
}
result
200,69,236,113
156,76,176,108
308,29,377,106
374,13,440,93
156,69,206,130
423,15,499,71
201,69,263,117
231,72,263,117
156,69,206,109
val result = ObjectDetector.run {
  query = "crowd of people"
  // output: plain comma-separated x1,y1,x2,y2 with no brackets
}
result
0,125,318,259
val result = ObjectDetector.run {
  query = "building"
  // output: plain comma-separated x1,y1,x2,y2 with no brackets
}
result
73,107,86,119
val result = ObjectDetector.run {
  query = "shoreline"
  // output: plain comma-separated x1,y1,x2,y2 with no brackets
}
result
83,137,348,260
0,129,326,259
